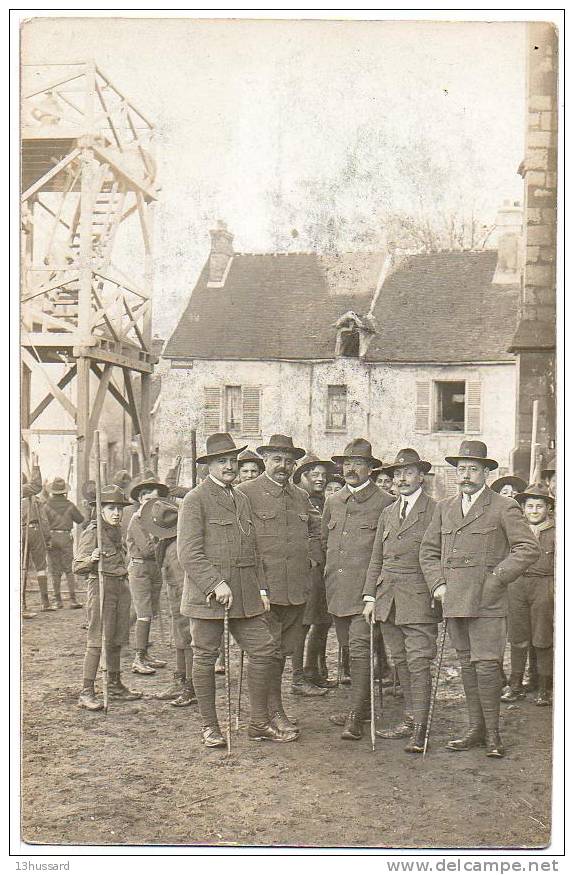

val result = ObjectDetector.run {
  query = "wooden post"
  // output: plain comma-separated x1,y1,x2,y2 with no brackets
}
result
76,356,91,509
529,400,539,483
190,429,197,488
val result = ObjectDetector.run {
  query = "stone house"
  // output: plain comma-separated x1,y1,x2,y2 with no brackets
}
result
160,220,523,498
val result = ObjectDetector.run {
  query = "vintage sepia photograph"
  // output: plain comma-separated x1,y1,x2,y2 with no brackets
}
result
17,13,560,852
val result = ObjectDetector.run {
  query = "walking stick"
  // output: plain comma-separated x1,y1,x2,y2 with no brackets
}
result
94,432,109,714
337,644,342,687
236,649,244,730
423,618,448,758
369,618,376,752
377,637,384,711
392,664,398,697
223,607,232,755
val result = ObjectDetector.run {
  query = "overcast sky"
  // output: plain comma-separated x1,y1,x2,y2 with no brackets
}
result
22,17,527,339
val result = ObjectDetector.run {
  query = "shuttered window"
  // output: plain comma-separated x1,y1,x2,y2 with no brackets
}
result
241,386,261,436
415,381,431,433
205,385,261,437
465,381,482,434
203,387,222,434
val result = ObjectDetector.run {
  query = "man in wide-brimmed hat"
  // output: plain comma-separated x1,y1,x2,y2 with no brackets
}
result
291,453,338,693
501,483,555,707
362,449,439,753
490,475,527,499
127,475,170,676
43,477,85,609
74,485,143,711
178,433,297,747
21,453,54,615
140,498,197,707
237,434,324,732
420,440,540,758
322,438,394,740
236,448,265,483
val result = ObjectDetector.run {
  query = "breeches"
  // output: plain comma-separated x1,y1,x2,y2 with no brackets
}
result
191,614,277,662
448,616,507,663
333,613,370,659
381,614,438,671
86,575,131,648
128,559,163,618
264,603,306,658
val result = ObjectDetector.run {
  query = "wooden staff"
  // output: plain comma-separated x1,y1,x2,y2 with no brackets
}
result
190,430,197,488
423,619,448,758
135,433,146,475
94,431,109,714
235,649,244,731
224,607,232,755
337,644,342,687
377,637,384,711
369,618,376,752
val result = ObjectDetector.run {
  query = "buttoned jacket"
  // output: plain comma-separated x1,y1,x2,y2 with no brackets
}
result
419,486,540,618
363,490,438,624
519,519,554,581
322,481,394,617
178,478,265,620
236,474,319,606
73,521,128,578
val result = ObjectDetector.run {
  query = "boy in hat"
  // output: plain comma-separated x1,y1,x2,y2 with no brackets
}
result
501,483,555,707
127,475,170,675
490,476,527,499
420,440,540,757
324,473,345,500
323,438,394,740
44,477,84,609
140,498,197,706
236,449,265,483
22,454,55,614
291,454,338,693
363,449,438,753
74,486,142,710
178,433,297,747
237,434,323,732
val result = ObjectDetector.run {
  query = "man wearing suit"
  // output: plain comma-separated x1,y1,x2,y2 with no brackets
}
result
363,449,438,753
178,432,297,748
420,440,540,758
323,438,394,740
237,434,322,735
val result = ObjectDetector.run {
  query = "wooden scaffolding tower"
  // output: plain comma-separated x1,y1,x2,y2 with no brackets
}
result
21,61,158,503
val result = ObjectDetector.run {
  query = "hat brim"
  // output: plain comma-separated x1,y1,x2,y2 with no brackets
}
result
257,444,306,460
445,455,499,470
382,460,432,476
490,476,528,494
140,499,178,540
130,481,170,501
293,460,337,484
331,454,382,469
515,491,554,505
196,444,248,465
90,496,132,507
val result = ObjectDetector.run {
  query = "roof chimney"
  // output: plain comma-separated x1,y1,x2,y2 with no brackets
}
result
207,221,234,287
492,200,522,286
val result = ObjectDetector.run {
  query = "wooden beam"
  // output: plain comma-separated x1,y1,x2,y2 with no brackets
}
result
21,332,78,348
75,356,91,508
91,144,157,201
87,363,113,452
90,362,130,413
30,364,77,424
24,70,85,100
22,272,79,303
73,344,155,373
22,428,77,436
21,347,77,422
95,65,154,130
123,370,147,459
135,191,151,254
21,148,81,202
122,296,147,350
95,266,149,301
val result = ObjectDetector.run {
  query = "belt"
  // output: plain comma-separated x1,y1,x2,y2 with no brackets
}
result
52,529,71,533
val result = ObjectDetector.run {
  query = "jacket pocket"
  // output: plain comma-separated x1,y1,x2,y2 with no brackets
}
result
327,520,337,530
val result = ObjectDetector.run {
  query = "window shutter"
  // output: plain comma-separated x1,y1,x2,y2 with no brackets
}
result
241,386,261,436
415,381,431,433
465,381,482,434
203,387,221,434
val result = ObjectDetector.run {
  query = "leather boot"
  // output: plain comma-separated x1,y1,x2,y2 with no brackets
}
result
78,683,104,711
523,645,539,692
535,677,552,707
201,725,225,748
156,671,186,701
38,577,56,611
376,715,415,739
446,726,486,751
270,711,300,734
485,730,505,758
291,674,328,696
501,673,525,702
52,577,64,608
145,648,167,669
108,672,143,700
405,723,427,754
248,722,299,743
132,650,155,674
341,711,364,740
171,679,198,707
306,626,337,689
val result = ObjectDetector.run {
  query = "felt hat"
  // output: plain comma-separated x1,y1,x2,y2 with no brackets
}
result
112,469,132,489
82,479,96,501
541,456,556,479
331,438,381,469
89,485,131,507
256,434,306,460
445,440,499,471
515,482,555,506
140,498,178,540
382,448,432,476
292,452,336,484
49,477,68,495
490,475,527,495
196,432,247,465
237,448,265,473
130,476,169,502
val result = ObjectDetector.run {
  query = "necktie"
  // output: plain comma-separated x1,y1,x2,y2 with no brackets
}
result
400,500,407,522
462,494,472,516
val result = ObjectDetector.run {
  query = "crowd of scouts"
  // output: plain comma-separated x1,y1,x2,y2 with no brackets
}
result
21,433,556,758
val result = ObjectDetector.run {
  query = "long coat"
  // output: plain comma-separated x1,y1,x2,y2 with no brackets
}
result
363,490,438,625
322,480,394,617
419,486,540,619
236,475,319,606
178,477,265,620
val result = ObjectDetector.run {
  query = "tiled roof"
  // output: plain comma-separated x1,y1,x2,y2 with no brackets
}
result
163,250,520,363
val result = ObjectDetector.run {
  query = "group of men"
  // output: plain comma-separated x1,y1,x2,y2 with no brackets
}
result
22,432,555,759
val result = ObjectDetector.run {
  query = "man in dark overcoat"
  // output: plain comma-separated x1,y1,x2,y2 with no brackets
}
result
420,440,540,758
363,448,438,753
322,438,394,740
178,432,297,748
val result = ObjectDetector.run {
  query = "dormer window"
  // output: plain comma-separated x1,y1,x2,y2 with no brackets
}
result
334,311,377,359
339,325,360,357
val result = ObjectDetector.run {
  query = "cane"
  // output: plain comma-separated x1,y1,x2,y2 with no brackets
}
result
377,636,384,711
223,607,232,755
392,664,398,697
423,618,448,758
369,618,376,752
94,432,109,714
236,649,244,730
337,644,342,687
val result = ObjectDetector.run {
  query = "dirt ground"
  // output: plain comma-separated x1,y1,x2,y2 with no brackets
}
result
20,587,553,850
